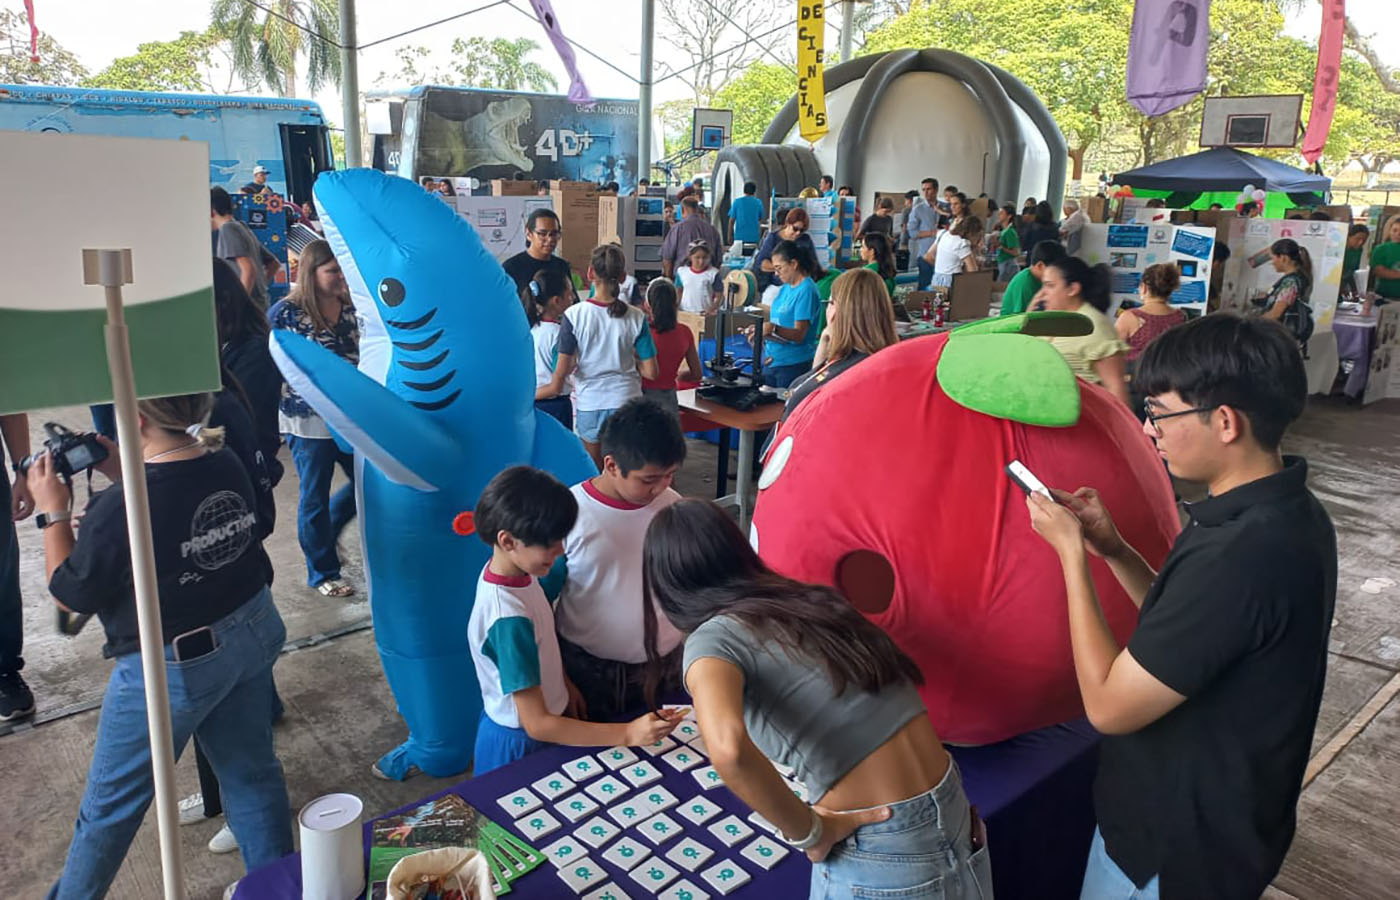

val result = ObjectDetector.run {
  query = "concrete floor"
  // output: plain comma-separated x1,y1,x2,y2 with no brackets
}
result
2,400,1398,898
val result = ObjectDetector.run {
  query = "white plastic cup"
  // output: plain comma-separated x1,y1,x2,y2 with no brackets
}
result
299,792,365,900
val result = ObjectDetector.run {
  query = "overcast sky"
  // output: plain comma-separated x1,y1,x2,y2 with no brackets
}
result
23,0,1400,129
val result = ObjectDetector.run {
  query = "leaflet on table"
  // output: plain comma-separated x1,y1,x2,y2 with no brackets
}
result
1076,223,1216,313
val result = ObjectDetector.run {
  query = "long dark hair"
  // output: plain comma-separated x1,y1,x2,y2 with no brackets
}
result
1049,256,1113,313
647,278,679,333
642,499,923,706
863,231,896,282
1034,201,1056,226
591,243,629,317
212,257,270,347
773,239,824,282
1271,238,1313,299
520,265,571,327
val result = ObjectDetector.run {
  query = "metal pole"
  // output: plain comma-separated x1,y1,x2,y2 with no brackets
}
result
339,0,362,168
86,248,187,900
839,0,855,64
639,0,655,184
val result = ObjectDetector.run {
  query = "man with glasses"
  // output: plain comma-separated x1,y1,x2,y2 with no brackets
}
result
1024,314,1336,899
503,208,574,298
660,196,723,279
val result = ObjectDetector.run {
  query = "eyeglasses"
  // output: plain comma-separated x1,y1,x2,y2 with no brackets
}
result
533,229,561,238
1144,403,1216,431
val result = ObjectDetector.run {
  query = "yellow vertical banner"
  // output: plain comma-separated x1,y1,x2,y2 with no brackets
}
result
796,0,828,143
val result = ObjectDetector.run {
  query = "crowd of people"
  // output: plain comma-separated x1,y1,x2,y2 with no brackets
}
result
0,166,1360,900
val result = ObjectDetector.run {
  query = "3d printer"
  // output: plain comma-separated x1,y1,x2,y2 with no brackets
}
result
698,270,784,412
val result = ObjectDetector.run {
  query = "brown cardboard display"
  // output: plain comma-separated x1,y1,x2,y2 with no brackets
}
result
598,195,621,245
491,179,538,197
1083,196,1108,223
678,311,707,350
548,180,598,194
550,188,601,276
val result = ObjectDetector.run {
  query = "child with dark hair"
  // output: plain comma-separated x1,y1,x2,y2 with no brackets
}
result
641,279,701,418
1343,224,1369,292
541,398,688,721
525,267,576,429
1024,313,1333,898
999,240,1066,317
543,244,659,466
469,466,679,774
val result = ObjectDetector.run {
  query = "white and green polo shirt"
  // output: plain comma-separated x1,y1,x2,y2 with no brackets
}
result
468,566,569,729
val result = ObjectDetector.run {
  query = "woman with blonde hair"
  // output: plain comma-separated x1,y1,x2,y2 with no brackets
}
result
269,239,359,598
29,392,292,897
781,268,898,425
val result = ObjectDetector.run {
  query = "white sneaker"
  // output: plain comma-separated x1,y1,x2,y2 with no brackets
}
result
177,792,208,826
223,881,239,900
208,823,239,854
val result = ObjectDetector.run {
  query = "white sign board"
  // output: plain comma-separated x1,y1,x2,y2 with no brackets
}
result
1076,223,1216,312
1363,304,1400,405
455,195,554,262
1218,217,1348,331
0,132,219,414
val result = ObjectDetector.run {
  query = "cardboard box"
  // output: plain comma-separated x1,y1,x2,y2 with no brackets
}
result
551,188,601,276
1083,196,1108,223
548,180,598,194
678,311,708,350
491,179,539,197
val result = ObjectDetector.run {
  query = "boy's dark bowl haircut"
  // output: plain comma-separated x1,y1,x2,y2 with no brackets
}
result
474,465,579,547
600,398,687,476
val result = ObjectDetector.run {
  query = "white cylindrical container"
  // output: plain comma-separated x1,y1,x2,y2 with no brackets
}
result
299,792,365,900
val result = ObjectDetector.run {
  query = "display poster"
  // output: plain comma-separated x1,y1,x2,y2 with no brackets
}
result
456,195,555,262
1076,223,1216,312
0,131,219,414
1363,303,1400,405
1217,217,1348,331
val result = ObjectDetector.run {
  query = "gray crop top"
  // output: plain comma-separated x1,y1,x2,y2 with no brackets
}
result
681,613,926,801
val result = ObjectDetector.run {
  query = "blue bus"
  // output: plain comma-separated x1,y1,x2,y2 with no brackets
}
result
0,85,334,203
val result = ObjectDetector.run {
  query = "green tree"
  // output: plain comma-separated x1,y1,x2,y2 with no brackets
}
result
0,8,87,84
373,37,557,93
711,62,794,145
210,0,339,98
83,28,253,93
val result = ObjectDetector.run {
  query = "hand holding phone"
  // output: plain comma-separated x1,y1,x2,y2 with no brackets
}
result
1005,460,1054,501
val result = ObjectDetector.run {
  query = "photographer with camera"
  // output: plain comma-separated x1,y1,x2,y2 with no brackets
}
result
1,413,35,721
29,393,292,898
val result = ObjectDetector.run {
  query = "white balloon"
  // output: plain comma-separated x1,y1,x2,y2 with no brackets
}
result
1253,189,1267,202
1242,184,1257,194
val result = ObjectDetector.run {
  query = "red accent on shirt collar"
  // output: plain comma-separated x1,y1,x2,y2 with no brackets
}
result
582,478,646,510
586,297,614,308
541,317,559,323
482,565,532,588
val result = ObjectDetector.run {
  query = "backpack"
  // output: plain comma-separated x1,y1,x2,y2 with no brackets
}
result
1282,297,1315,354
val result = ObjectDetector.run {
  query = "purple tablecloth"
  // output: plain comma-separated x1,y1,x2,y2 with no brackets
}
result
236,719,1099,899
1334,313,1379,398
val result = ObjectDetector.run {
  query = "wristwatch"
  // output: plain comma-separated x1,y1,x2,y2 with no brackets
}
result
36,509,72,530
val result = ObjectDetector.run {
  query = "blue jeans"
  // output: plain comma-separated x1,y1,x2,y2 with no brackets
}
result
48,587,293,898
286,435,356,587
917,257,935,291
0,472,21,675
473,710,550,776
1080,828,1159,900
810,760,993,899
535,395,573,430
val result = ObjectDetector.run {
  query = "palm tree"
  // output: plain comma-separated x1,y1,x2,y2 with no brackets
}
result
210,0,340,98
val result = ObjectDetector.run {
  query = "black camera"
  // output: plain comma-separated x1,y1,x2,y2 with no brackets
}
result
17,422,108,481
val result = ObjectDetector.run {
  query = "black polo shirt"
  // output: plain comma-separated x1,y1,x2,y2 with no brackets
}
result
1096,456,1336,898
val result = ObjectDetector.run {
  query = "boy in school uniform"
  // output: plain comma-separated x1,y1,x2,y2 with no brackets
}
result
469,466,679,774
543,398,688,722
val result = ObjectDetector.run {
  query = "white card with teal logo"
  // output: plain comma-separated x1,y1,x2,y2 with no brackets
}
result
662,746,703,772
584,774,629,804
515,809,561,841
691,766,724,790
665,837,715,872
557,857,606,893
642,787,679,813
677,796,722,826
531,771,575,800
497,787,542,816
740,835,789,870
675,720,702,743
621,761,662,789
701,859,752,895
583,883,633,900
541,835,588,868
565,754,604,781
687,736,709,756
661,878,711,900
747,811,779,834
601,746,639,770
708,815,753,847
602,835,652,871
628,858,680,892
638,811,683,846
607,796,654,827
575,815,620,849
639,736,678,756
555,792,601,823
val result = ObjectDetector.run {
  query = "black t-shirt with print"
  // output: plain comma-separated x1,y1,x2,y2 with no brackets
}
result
502,252,573,297
50,450,272,658
1095,457,1336,898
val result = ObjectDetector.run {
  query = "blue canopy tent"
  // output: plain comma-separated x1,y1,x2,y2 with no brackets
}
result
1113,147,1331,213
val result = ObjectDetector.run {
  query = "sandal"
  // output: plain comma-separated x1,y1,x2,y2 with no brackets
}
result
316,579,355,598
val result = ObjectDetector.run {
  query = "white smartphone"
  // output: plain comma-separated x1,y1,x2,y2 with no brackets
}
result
1006,459,1054,501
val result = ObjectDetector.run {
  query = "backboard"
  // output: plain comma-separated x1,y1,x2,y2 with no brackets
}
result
1199,95,1303,148
692,108,733,151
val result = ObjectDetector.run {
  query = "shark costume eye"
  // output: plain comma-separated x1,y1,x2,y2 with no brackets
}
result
378,277,406,307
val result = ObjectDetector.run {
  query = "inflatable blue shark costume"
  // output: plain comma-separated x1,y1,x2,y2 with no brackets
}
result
271,169,596,779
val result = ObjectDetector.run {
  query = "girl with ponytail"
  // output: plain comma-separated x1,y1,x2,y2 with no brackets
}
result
1257,238,1315,348
1034,257,1132,407
544,243,660,466
525,267,576,429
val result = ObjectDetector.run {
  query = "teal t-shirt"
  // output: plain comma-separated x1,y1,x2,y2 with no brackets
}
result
730,195,763,244
999,268,1041,316
768,278,820,368
1371,242,1400,299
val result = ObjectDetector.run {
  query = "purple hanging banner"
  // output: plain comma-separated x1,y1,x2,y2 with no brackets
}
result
528,0,594,106
1126,0,1211,117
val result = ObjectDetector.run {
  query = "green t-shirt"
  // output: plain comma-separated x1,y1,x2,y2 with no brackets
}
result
997,224,1021,263
999,268,1041,316
1371,242,1400,298
1342,246,1362,280
863,261,898,298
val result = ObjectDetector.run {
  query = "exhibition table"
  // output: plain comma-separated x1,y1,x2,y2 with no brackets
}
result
235,718,1100,899
1333,309,1379,399
676,389,783,530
